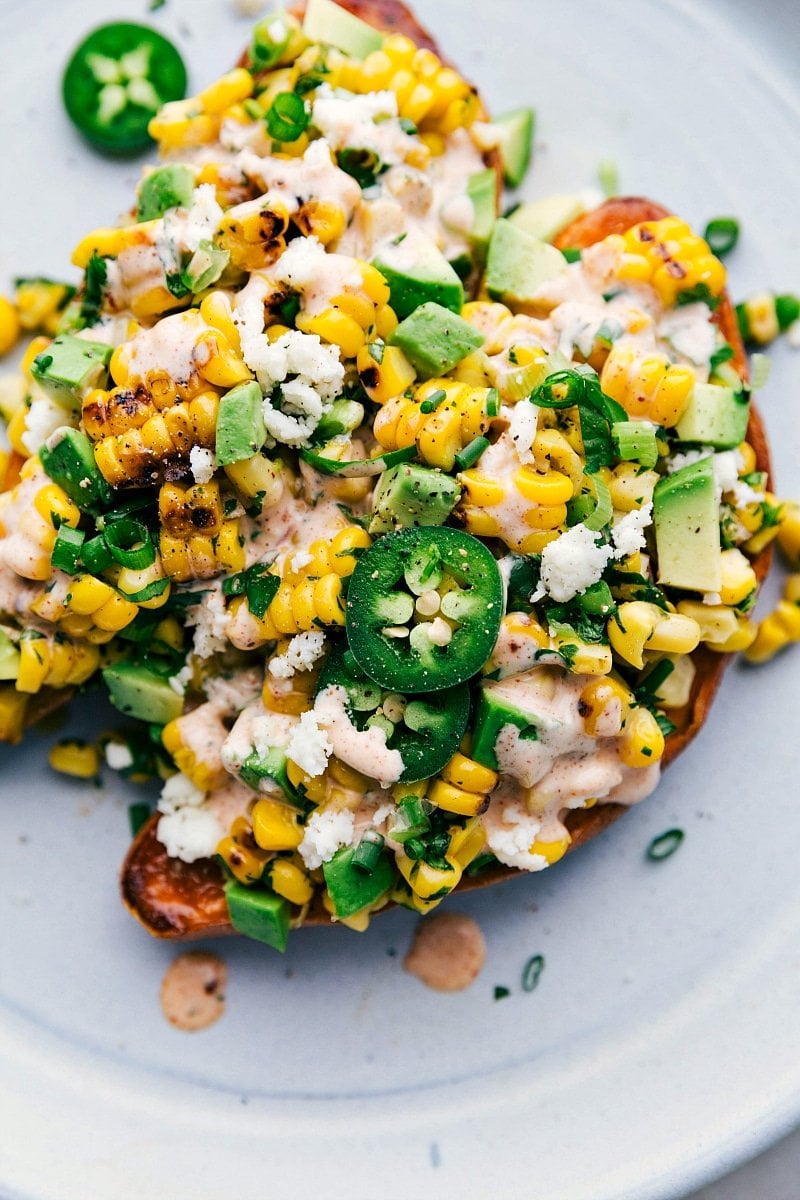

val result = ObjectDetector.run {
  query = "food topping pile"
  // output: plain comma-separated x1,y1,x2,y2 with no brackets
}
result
0,0,798,949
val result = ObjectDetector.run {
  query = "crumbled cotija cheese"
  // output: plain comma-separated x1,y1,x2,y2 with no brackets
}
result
538,523,614,602
186,586,229,659
611,502,653,558
285,709,333,777
298,807,355,870
189,445,217,484
507,401,539,465
104,741,134,771
21,394,73,456
268,631,327,679
157,807,225,863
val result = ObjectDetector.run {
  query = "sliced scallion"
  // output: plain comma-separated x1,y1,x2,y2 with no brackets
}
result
51,525,85,574
521,953,545,993
104,518,156,569
352,830,385,874
80,533,114,573
580,472,613,532
419,388,447,414
265,91,309,142
612,420,659,469
646,828,684,862
703,217,739,257
454,436,490,471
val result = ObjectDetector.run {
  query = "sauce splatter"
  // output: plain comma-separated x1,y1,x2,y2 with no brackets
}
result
403,912,486,992
159,951,227,1031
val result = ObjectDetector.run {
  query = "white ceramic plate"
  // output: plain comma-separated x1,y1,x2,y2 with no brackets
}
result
1,1,799,1197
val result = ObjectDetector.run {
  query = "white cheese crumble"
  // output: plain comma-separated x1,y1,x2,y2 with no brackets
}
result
611,502,653,559
21,397,74,456
159,771,204,812
104,741,134,771
483,799,547,872
657,302,716,366
298,807,355,870
155,184,224,274
251,711,294,757
189,445,217,484
260,328,345,447
268,630,327,679
285,709,333,778
186,586,228,659
311,85,418,166
271,234,362,316
156,771,223,863
507,401,539,465
537,523,614,602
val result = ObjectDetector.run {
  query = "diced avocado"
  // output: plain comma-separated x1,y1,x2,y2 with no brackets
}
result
0,629,20,681
137,165,195,222
472,686,540,771
102,662,184,725
239,747,301,808
373,236,464,321
509,194,587,243
215,381,267,467
314,398,365,442
465,168,498,257
39,428,113,514
322,844,395,919
182,241,229,293
675,382,750,450
389,301,483,379
225,882,290,951
485,219,568,310
30,335,112,407
653,456,722,593
369,464,461,534
492,107,535,188
303,0,383,58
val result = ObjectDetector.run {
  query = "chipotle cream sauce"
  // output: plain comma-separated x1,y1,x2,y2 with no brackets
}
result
160,951,228,1031
404,912,486,992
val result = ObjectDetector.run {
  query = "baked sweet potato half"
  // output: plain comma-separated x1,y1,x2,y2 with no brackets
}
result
120,186,771,939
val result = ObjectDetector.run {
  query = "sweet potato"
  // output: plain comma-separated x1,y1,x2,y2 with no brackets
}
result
120,183,771,937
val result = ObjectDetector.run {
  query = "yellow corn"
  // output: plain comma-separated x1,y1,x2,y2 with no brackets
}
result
217,816,272,885
0,296,21,355
613,217,727,308
579,675,633,736
0,685,29,743
15,632,100,694
601,345,695,426
719,548,758,607
159,480,223,539
296,306,367,358
148,101,219,152
530,834,571,865
618,706,665,767
396,851,463,899
356,343,416,405
294,200,347,246
92,391,219,486
374,378,494,471
197,68,253,115
607,462,660,512
160,518,243,583
66,575,140,633
608,601,701,668
71,220,160,269
269,858,313,905
48,739,100,779
224,453,285,507
252,797,304,851
776,500,800,567
161,718,228,792
745,576,800,663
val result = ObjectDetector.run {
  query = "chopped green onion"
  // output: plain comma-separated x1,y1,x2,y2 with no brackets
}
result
117,576,170,603
104,518,156,569
580,472,613,532
265,91,309,142
454,436,490,471
494,985,511,1001
80,534,114,573
465,851,497,876
561,247,581,263
222,562,279,620
389,796,431,844
531,369,584,409
419,388,447,414
703,217,739,257
352,830,385,874
646,828,684,861
598,159,619,198
775,294,800,331
709,343,734,375
521,953,545,993
485,388,500,417
300,443,416,477
336,147,381,188
51,525,85,574
128,802,151,837
612,420,659,469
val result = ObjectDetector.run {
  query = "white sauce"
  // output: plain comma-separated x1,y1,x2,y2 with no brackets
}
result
314,684,404,788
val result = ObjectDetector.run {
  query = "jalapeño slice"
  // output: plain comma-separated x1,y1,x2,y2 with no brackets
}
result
345,526,502,693
317,642,470,783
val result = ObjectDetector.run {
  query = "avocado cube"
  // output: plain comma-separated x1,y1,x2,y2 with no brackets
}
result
137,165,195,222
215,381,267,467
323,845,395,919
303,0,384,57
486,220,568,310
509,194,587,243
0,629,20,681
369,464,461,534
225,882,290,951
39,428,113,514
493,107,535,188
30,335,112,407
239,747,301,808
653,456,722,593
390,302,483,380
472,686,540,770
102,662,184,726
675,382,750,450
465,168,498,258
373,236,464,321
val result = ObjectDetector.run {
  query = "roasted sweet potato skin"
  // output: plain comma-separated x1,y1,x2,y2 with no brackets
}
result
121,196,772,937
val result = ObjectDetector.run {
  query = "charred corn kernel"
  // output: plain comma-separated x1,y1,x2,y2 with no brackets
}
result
193,329,252,388
608,462,660,511
224,453,285,507
251,797,304,851
159,480,223,539
440,752,498,795
457,470,504,508
615,217,726,308
269,859,313,905
719,547,758,606
618,706,665,767
284,759,327,805
48,739,99,779
579,675,633,736
530,834,571,865
296,307,366,358
198,68,253,114
514,466,573,505
93,390,219,486
609,602,701,668
217,817,271,885
161,721,227,792
294,199,347,245
0,685,28,743
601,345,695,426
0,296,21,355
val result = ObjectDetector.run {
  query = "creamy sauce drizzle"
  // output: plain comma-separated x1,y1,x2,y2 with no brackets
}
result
403,913,486,992
160,951,227,1031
